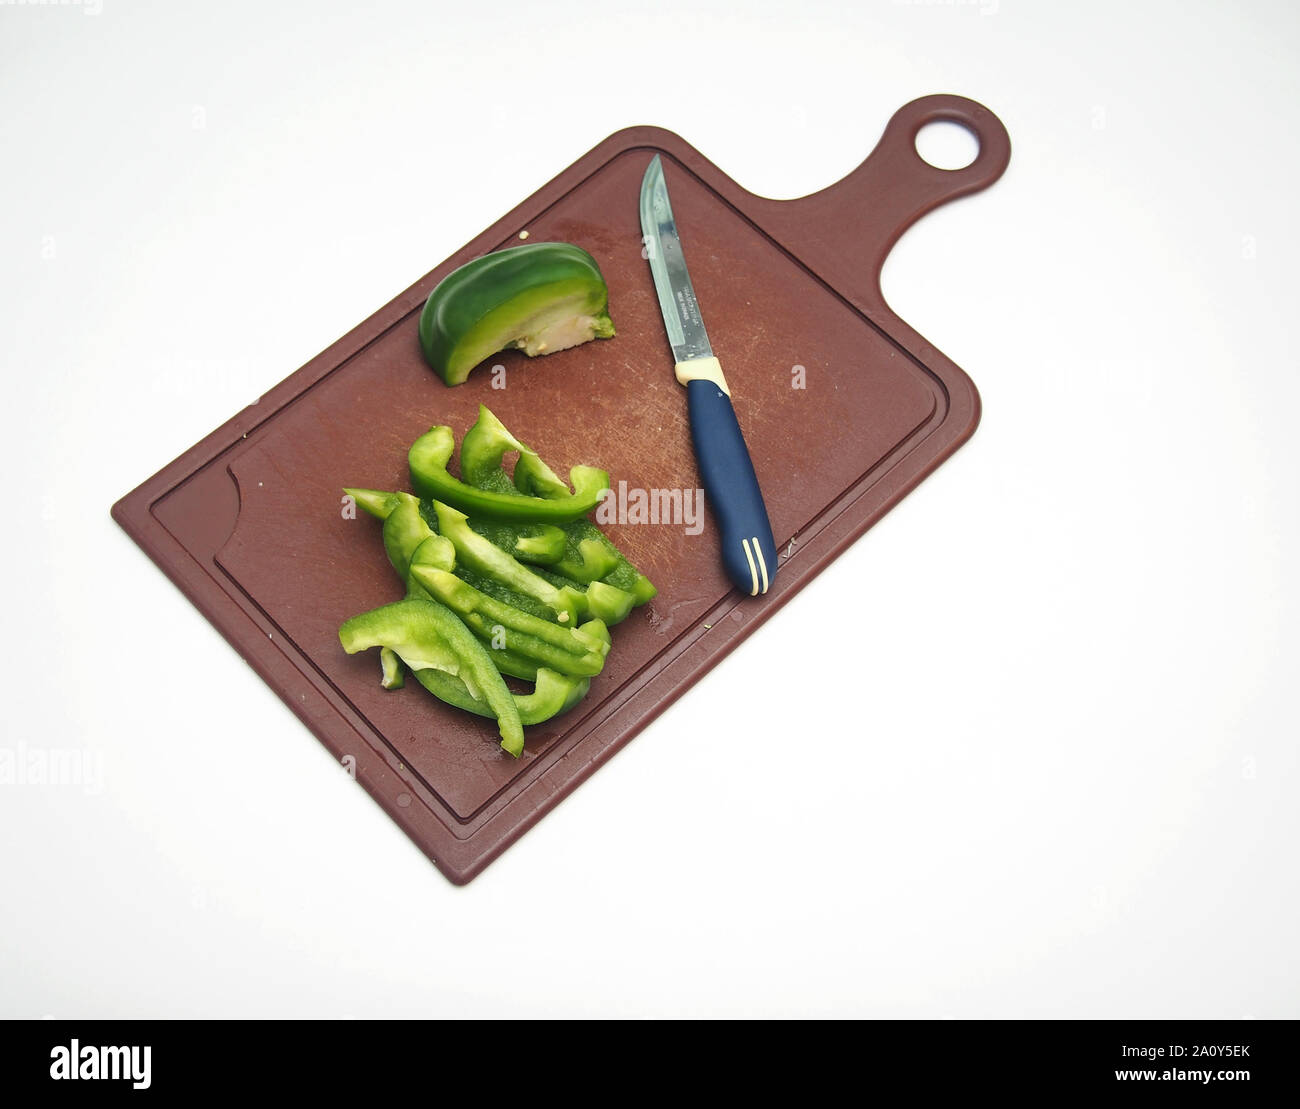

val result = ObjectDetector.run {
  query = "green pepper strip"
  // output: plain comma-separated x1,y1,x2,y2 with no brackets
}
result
467,643,543,682
434,500,583,625
514,527,566,563
454,562,633,627
379,647,405,689
512,465,656,603
413,539,592,701
455,567,554,621
456,470,615,583
411,569,563,680
348,494,586,732
464,406,594,510
418,568,607,657
459,408,615,583
414,621,609,725
411,566,607,678
459,406,657,601
339,598,524,757
532,568,636,626
380,493,450,587
460,405,535,486
344,487,401,521
469,517,566,565
409,425,608,524
457,405,624,579
565,523,656,603
551,537,620,584
459,612,605,678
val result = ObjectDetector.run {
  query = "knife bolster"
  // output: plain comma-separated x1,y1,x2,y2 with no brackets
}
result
674,356,731,397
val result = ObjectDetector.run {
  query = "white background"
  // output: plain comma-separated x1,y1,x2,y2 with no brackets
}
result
2,0,1296,1019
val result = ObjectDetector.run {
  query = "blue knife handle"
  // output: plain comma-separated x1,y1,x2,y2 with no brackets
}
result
686,378,778,596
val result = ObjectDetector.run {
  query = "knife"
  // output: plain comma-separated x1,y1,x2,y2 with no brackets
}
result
639,154,778,597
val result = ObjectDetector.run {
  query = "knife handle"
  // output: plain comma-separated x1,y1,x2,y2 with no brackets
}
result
683,373,778,596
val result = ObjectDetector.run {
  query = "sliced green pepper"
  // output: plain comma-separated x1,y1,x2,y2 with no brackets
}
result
459,404,533,488
379,646,405,689
454,567,555,622
398,542,587,724
342,405,651,748
459,407,657,602
517,467,656,601
410,566,607,678
375,495,456,607
548,535,620,584
409,425,607,524
419,242,615,387
422,567,607,657
563,521,657,604
345,493,594,742
531,567,636,625
433,500,583,625
339,598,524,756
414,667,584,726
468,518,566,566
413,618,609,726
344,487,402,521
381,492,436,583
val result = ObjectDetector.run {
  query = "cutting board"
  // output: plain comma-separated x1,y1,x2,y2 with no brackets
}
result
112,94,1011,884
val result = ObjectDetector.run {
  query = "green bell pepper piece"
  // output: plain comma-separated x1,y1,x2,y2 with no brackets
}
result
344,487,402,521
426,568,621,669
449,565,626,628
379,646,405,689
459,404,534,487
531,568,636,625
433,500,584,625
414,667,585,726
459,406,657,602
413,620,609,725
418,242,615,387
511,461,656,603
469,518,566,565
409,425,608,524
458,412,618,581
454,567,554,622
339,598,524,756
548,536,620,584
376,494,456,605
345,493,592,735
410,566,607,678
381,492,435,583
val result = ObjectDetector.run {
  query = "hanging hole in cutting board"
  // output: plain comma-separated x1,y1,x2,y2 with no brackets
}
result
914,120,980,170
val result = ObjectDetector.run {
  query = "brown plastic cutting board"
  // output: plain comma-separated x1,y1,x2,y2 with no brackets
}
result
112,94,1011,884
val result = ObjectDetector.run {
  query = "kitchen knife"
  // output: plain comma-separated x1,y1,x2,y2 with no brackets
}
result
639,154,778,597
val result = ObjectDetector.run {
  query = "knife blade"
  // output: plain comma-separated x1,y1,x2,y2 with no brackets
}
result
639,154,778,597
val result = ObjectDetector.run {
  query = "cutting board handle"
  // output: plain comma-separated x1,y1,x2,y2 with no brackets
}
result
859,93,1011,251
754,94,1011,313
